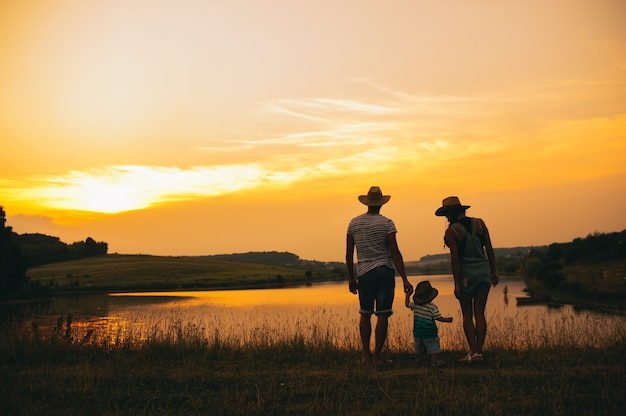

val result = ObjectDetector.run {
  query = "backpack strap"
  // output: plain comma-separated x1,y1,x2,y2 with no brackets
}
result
449,222,469,240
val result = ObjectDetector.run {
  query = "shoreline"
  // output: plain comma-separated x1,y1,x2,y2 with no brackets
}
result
0,278,343,306
517,288,625,314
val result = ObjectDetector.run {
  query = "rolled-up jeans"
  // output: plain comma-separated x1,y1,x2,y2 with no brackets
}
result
357,266,395,316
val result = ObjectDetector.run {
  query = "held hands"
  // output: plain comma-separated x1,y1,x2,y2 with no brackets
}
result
403,280,414,295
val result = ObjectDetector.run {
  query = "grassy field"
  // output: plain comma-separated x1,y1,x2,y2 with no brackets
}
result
10,254,625,414
25,254,342,293
2,309,625,416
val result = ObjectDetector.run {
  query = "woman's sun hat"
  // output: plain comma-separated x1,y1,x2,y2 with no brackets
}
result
358,186,391,206
413,281,439,304
435,196,471,216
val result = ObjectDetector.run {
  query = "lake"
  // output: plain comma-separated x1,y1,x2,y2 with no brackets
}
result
11,275,626,351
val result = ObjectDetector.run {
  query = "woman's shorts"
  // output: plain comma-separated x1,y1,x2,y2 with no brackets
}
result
460,274,491,296
357,266,395,316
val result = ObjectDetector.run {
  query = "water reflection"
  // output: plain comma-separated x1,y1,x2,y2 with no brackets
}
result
8,276,626,350
113,281,358,308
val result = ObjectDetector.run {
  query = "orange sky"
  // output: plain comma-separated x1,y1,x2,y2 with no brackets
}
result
1,0,625,262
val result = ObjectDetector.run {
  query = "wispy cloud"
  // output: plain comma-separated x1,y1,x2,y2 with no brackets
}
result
1,85,477,214
2,165,269,214
5,78,624,217
1,142,433,216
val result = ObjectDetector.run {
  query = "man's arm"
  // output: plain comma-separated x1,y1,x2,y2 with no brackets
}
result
386,232,413,294
345,233,358,294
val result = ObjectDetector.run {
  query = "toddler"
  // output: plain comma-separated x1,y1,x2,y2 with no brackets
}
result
405,280,453,366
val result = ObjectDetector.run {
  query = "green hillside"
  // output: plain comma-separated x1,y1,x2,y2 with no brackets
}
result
26,254,342,294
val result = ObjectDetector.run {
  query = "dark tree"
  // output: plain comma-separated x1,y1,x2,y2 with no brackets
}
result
17,233,68,267
521,230,626,292
84,237,108,256
0,206,27,296
68,237,108,258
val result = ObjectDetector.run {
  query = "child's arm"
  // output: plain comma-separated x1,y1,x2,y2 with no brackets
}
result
404,292,411,308
436,316,453,323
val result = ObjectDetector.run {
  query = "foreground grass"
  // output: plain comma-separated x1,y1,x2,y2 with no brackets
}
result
25,254,341,294
1,323,625,416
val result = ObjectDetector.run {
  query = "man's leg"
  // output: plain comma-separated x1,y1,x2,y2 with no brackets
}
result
359,313,372,362
373,313,389,363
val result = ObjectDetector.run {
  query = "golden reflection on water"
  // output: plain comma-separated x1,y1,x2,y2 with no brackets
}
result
19,276,626,351
114,282,357,308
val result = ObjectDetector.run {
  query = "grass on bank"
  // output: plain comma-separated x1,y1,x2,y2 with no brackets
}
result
1,309,625,416
25,254,342,294
524,259,626,309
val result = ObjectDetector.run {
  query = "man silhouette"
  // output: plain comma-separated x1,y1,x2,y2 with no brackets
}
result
346,186,413,364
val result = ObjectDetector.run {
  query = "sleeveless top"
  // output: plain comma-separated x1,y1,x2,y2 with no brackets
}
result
450,218,491,280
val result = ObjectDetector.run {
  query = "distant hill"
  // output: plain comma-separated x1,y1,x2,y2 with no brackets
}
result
419,247,537,263
409,246,540,275
205,251,301,265
25,254,344,294
202,251,344,270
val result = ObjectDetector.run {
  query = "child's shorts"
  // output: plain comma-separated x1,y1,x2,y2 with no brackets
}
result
414,336,441,355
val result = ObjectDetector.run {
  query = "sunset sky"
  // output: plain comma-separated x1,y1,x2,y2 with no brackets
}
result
2,0,625,262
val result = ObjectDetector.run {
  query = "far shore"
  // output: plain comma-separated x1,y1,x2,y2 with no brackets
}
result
6,254,623,314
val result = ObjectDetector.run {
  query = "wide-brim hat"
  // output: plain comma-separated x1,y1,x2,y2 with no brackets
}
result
413,281,439,305
435,196,471,216
358,186,391,206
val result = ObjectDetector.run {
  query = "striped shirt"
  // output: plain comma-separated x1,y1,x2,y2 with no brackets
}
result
347,213,397,277
407,302,442,338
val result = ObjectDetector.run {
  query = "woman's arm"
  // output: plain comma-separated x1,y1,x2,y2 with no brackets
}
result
478,218,499,287
445,228,462,299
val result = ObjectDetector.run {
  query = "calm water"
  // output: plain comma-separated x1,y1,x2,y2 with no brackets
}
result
13,275,626,351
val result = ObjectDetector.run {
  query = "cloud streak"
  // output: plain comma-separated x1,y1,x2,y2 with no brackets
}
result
3,78,625,217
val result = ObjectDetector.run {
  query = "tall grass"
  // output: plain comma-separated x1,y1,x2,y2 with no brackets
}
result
2,309,625,415
6,305,626,353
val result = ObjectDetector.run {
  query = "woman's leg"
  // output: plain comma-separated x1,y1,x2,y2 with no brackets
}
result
473,291,489,354
459,295,478,354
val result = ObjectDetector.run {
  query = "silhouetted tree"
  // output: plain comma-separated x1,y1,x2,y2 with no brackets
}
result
69,237,108,258
522,230,626,291
0,206,27,296
18,233,68,267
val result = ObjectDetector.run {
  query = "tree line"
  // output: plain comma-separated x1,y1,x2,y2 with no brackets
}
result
3,203,624,300
0,206,108,298
17,233,108,268
522,229,626,290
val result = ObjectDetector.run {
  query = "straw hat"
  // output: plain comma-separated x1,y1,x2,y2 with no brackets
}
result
413,281,439,304
435,196,471,216
358,186,391,206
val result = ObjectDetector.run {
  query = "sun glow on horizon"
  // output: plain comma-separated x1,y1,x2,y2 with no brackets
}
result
2,0,625,260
